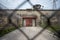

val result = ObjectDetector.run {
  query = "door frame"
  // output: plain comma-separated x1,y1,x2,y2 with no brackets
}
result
22,18,36,27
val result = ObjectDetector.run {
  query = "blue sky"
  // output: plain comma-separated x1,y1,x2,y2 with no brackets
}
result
0,0,60,9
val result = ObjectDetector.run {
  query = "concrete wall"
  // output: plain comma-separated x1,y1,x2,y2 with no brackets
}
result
14,10,55,26
0,10,60,27
15,11,41,26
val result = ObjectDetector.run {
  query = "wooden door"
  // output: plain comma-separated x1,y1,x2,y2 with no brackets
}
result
26,19,32,26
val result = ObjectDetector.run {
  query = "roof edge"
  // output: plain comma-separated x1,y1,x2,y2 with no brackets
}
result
0,9,60,11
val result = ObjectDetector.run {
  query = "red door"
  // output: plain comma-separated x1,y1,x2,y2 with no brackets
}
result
26,19,32,26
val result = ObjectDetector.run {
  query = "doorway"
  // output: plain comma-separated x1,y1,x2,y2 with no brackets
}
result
23,18,36,27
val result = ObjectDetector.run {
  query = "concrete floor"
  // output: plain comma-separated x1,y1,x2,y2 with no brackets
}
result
0,27,59,40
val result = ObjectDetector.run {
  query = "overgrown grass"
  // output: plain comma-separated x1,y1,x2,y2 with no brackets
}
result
40,23,60,32
48,25,60,32
0,26,16,37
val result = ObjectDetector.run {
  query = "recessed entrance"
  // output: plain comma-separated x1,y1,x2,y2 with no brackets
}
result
22,16,36,27
26,19,32,26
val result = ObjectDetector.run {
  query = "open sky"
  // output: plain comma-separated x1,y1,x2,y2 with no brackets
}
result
0,0,60,9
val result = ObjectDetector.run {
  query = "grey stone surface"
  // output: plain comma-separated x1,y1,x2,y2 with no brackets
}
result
0,27,59,40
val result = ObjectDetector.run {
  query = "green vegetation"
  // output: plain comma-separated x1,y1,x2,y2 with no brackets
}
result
0,26,16,37
48,25,60,32
40,22,60,32
40,19,60,31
